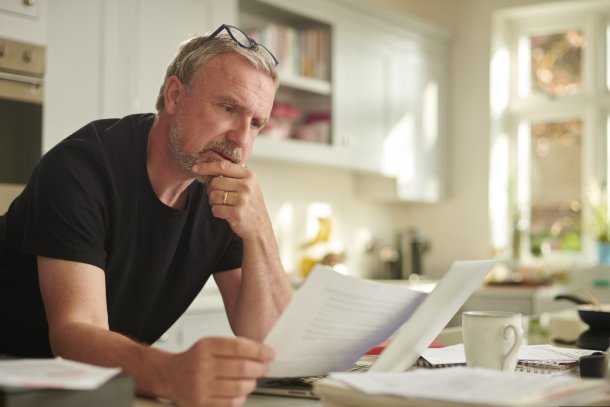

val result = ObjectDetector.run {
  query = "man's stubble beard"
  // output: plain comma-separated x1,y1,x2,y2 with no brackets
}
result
168,116,242,185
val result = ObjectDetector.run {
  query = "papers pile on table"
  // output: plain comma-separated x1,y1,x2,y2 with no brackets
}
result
315,367,610,406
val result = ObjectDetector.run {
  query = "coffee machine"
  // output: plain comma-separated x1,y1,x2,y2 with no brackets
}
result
398,227,430,278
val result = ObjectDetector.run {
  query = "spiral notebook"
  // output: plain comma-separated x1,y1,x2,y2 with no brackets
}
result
418,344,598,376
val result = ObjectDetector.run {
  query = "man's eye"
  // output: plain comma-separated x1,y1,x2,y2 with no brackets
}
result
251,119,264,129
222,105,234,113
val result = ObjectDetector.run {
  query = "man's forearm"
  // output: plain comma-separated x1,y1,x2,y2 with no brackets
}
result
49,322,173,398
234,231,293,340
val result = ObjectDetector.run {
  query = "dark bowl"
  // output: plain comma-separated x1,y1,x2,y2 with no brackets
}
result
577,305,610,332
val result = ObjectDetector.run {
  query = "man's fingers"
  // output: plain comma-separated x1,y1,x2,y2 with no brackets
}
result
192,161,247,178
214,358,270,379
195,336,275,361
209,378,258,397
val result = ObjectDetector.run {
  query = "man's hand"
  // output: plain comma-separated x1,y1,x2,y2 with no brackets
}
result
165,336,274,407
192,161,272,240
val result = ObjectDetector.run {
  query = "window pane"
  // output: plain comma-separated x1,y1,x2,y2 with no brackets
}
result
529,120,582,256
530,30,584,96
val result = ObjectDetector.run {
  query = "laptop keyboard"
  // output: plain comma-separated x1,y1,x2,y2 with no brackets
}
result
260,360,372,387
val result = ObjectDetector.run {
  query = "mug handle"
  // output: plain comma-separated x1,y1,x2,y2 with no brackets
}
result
501,324,523,371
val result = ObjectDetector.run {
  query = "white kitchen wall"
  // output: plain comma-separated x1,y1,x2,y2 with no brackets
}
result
247,159,400,278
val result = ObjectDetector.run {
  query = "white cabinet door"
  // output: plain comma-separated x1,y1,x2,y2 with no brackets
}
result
389,47,448,202
0,0,47,45
44,0,235,150
102,0,235,116
333,24,391,173
44,0,104,150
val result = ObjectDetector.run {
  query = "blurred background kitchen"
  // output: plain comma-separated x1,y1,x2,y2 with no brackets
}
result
3,0,610,349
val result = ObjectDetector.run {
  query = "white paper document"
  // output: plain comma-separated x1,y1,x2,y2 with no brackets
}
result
264,265,427,377
326,367,610,406
0,358,121,390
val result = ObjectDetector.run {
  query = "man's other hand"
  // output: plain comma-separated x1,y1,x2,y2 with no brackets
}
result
165,336,274,407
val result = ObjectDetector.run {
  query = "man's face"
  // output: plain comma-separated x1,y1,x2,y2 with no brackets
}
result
166,53,275,182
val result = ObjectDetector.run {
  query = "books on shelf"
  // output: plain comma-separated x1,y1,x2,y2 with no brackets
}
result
248,24,330,82
416,344,598,376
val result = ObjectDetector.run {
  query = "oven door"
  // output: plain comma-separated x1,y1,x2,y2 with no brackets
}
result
0,75,43,185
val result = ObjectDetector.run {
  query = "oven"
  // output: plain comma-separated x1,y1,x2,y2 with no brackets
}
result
0,37,44,185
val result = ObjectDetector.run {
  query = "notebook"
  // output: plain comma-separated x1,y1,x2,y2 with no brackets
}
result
254,259,496,398
416,343,598,376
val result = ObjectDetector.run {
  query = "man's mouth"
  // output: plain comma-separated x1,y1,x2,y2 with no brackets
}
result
207,151,230,164
206,149,239,165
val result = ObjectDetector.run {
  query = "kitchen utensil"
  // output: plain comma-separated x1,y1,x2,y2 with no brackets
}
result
554,294,610,331
584,290,603,310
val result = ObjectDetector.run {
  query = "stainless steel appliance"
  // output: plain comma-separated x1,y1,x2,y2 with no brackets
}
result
0,37,44,184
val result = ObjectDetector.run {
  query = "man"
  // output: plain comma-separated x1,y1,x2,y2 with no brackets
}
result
0,24,293,406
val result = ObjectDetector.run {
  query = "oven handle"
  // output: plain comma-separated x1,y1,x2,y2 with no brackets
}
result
0,71,43,86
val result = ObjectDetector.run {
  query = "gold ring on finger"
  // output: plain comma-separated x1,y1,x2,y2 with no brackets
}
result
222,191,229,205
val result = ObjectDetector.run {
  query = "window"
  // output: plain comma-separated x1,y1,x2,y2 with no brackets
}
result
490,2,610,267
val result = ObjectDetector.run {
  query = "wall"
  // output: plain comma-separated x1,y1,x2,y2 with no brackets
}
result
247,159,402,278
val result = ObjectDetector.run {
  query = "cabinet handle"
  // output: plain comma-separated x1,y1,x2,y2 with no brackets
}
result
23,0,37,6
22,50,33,63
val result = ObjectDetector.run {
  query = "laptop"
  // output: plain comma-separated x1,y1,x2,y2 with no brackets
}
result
254,259,496,399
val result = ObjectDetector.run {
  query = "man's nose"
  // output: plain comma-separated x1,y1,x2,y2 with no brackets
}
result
227,117,251,149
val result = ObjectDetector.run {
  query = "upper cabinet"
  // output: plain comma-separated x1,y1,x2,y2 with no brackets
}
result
236,0,342,167
0,0,47,45
234,0,450,200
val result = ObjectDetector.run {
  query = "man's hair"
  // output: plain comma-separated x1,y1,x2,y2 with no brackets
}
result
155,31,279,111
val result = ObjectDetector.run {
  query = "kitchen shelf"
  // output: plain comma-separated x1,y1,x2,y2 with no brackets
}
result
239,0,333,147
281,75,331,96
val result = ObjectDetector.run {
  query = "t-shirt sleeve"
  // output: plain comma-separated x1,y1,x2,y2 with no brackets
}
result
21,140,109,269
214,232,243,272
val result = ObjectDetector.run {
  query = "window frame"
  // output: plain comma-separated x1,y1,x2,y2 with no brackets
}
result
490,2,610,267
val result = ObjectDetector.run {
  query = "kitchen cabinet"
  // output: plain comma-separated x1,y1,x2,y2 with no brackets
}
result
354,44,449,202
333,24,388,173
235,0,450,200
44,0,230,149
237,0,339,166
0,0,47,45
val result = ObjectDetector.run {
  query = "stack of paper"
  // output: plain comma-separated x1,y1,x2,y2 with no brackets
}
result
314,367,610,406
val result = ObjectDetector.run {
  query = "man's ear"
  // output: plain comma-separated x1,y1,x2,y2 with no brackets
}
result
164,76,183,115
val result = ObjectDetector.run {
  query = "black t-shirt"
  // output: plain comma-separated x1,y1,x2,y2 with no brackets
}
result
0,114,242,357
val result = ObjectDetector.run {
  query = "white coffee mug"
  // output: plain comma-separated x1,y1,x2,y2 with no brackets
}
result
462,311,523,371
